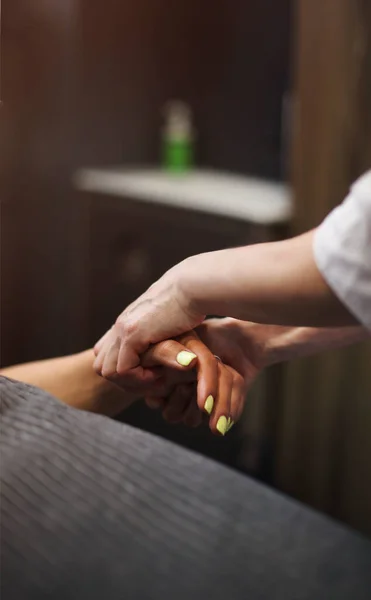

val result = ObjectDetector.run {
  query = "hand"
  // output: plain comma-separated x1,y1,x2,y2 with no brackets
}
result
196,317,268,382
96,327,245,436
55,342,199,419
94,332,199,401
183,317,270,425
142,319,271,434
93,263,204,381
143,330,246,436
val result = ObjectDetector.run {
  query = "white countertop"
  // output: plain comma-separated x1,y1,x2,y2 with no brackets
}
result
74,168,292,226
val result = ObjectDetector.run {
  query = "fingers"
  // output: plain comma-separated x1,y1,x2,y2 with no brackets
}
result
94,328,198,385
96,319,148,376
146,367,241,435
94,328,161,392
94,329,120,378
173,331,234,435
146,384,202,428
155,331,240,436
228,371,246,433
162,384,192,424
182,390,203,428
207,361,232,436
94,327,112,356
95,325,247,437
145,397,166,410
141,340,197,371
175,332,218,417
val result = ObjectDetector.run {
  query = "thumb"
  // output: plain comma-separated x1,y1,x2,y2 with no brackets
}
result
141,340,198,370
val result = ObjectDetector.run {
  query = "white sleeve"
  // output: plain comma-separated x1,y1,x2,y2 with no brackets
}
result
313,170,371,331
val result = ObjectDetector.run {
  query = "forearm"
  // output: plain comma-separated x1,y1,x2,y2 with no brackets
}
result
241,322,370,367
180,230,357,328
0,350,134,416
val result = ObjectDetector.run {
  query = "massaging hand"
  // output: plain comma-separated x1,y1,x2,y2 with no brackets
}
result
95,328,245,436
94,264,204,384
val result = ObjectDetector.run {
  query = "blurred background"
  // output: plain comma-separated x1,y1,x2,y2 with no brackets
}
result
1,0,370,536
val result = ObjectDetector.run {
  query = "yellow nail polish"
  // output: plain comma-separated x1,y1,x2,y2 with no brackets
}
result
227,418,234,433
204,395,214,414
176,351,197,367
216,415,228,436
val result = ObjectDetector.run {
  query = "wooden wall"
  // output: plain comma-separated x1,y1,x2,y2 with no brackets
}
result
276,0,371,536
1,0,290,366
0,0,82,364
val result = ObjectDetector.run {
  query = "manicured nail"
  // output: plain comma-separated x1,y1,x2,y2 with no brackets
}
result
176,351,197,367
216,415,228,436
226,418,234,433
204,395,214,415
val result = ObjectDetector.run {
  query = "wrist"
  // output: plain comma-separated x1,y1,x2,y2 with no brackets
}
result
67,350,137,415
238,321,295,368
262,328,297,366
176,255,207,321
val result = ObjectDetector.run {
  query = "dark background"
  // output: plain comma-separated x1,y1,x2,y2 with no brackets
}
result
0,0,291,365
4,0,370,539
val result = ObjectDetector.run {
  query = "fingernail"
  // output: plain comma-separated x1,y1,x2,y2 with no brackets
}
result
204,395,214,414
176,351,197,367
226,418,234,433
216,415,228,436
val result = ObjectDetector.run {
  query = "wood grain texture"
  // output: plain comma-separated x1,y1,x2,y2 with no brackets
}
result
1,0,290,366
276,0,371,535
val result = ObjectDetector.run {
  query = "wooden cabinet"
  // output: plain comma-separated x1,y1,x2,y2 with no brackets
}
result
75,189,285,476
86,193,269,344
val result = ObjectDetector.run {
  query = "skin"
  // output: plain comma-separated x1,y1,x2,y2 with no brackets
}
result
0,333,246,436
3,322,368,436
94,229,360,415
196,319,369,373
93,329,246,435
146,319,369,432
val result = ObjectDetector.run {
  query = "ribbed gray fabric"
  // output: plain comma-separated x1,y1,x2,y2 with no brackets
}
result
1,376,371,600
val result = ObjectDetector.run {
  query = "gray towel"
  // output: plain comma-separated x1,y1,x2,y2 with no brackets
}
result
1,376,371,599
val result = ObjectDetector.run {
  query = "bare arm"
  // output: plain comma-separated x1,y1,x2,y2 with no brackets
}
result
194,319,370,413
182,230,357,328
0,350,133,416
0,336,249,435
247,323,370,368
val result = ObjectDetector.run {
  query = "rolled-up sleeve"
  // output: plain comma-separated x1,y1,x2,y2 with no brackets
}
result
313,171,371,331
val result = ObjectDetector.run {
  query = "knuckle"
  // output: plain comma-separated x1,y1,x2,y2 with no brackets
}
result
101,368,117,379
116,317,138,337
209,356,219,373
158,339,175,354
234,373,245,388
222,368,233,384
116,364,129,377
94,362,103,375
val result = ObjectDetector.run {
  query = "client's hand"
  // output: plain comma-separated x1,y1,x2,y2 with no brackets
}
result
95,329,245,436
142,330,246,436
195,318,266,391
147,320,266,434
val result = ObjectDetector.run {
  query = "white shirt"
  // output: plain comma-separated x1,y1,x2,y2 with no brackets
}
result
314,171,371,331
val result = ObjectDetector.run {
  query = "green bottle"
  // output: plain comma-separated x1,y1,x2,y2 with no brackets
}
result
162,101,194,173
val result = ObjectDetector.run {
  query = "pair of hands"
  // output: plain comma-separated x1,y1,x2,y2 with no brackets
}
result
94,318,265,436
